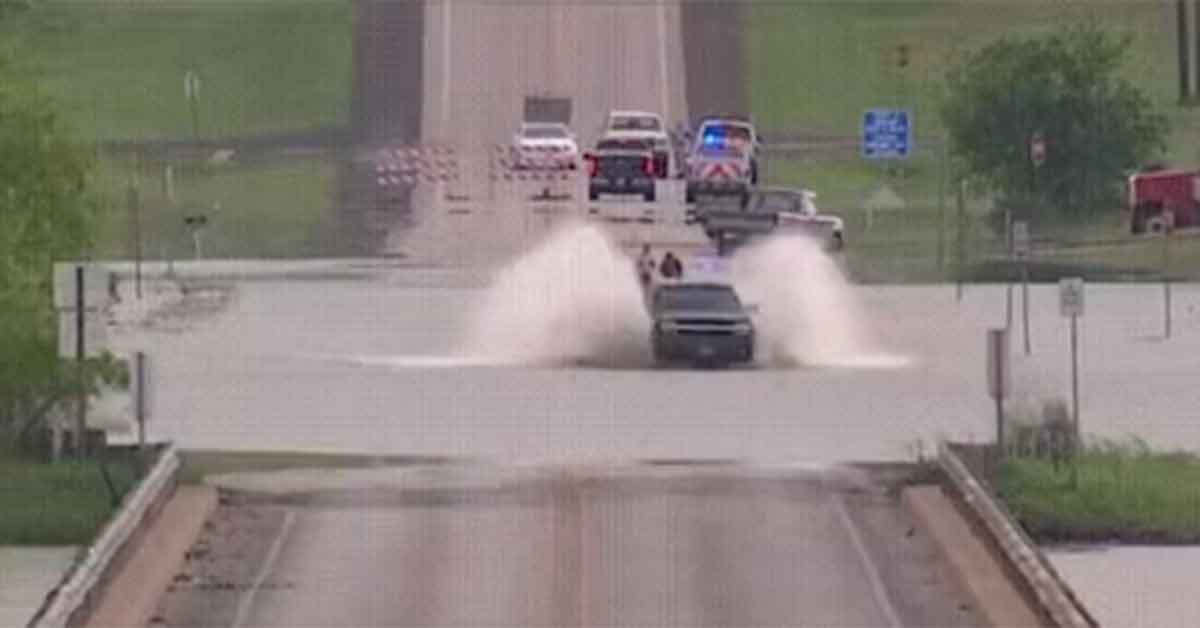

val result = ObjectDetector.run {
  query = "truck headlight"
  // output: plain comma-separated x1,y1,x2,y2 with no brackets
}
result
656,321,680,334
732,323,753,335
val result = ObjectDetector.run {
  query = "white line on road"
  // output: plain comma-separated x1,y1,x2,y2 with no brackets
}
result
441,0,453,134
230,509,297,628
656,0,670,122
833,494,904,628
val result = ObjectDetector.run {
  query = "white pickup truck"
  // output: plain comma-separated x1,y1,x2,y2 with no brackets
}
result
687,186,845,255
598,110,673,178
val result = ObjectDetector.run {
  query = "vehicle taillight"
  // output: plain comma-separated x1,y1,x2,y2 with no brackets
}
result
654,153,668,178
643,156,655,176
584,154,597,177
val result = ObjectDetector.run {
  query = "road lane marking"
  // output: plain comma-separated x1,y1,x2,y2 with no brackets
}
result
441,0,452,134
833,494,904,628
230,509,297,628
656,0,670,121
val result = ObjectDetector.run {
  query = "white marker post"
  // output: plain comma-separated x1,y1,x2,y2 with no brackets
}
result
1012,220,1031,355
987,328,1010,458
1059,278,1084,450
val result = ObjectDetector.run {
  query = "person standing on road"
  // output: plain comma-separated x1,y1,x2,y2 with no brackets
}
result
636,244,656,288
659,251,683,280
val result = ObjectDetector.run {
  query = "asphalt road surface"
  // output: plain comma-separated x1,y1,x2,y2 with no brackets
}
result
394,0,691,265
155,465,981,627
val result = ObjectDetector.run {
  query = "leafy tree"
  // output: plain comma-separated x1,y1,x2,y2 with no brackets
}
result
0,55,118,454
941,22,1169,224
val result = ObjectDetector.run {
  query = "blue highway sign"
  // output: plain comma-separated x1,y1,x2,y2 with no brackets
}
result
862,109,912,159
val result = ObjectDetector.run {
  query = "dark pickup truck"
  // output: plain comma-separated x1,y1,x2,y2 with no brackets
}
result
649,281,756,367
584,138,657,203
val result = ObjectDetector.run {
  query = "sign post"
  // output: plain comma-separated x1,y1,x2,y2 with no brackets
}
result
184,214,208,259
1162,218,1173,339
184,70,201,141
1013,220,1031,355
1059,278,1084,456
1004,209,1014,332
987,328,1010,458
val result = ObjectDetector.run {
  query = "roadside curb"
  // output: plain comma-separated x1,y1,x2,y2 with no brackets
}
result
938,442,1099,628
902,484,1045,627
27,445,181,628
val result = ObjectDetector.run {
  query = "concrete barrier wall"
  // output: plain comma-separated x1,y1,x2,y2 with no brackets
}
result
27,445,181,628
939,442,1098,628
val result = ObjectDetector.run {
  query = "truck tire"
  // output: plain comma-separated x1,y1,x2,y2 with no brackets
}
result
644,189,657,203
685,188,696,204
750,160,759,185
588,189,599,201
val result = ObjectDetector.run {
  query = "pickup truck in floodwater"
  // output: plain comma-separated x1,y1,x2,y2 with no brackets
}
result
649,281,756,367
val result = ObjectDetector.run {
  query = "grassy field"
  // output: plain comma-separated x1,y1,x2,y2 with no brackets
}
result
998,440,1200,543
0,454,139,545
749,2,1200,280
0,0,352,140
92,156,340,260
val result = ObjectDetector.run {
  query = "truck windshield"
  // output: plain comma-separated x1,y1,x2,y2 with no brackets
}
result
523,126,569,139
611,116,661,131
656,286,742,312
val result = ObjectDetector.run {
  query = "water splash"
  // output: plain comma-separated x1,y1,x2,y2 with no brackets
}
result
457,220,652,367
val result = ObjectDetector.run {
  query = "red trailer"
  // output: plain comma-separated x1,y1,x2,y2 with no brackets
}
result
1128,168,1199,234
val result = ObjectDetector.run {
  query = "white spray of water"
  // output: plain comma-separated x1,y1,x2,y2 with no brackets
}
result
730,233,907,368
457,220,651,367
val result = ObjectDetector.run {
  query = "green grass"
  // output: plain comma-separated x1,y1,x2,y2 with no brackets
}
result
0,454,139,545
748,1,1183,138
748,2,1200,280
0,0,352,140
93,156,340,260
999,442,1200,543
178,449,452,484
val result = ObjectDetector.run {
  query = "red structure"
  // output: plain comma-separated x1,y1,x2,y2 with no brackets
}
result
1128,168,1200,234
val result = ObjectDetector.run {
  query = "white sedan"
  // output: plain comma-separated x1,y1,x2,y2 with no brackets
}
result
510,122,580,170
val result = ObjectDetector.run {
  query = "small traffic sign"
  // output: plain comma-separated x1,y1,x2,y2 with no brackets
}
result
862,109,912,160
1012,220,1030,257
1059,277,1085,317
184,70,201,101
1030,132,1046,167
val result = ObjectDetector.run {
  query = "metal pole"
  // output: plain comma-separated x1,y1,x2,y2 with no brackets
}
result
75,264,87,459
189,93,200,142
996,395,1005,460
129,182,142,299
1070,313,1081,488
937,139,947,271
136,351,146,451
1070,314,1080,447
956,179,966,301
1005,209,1013,331
1164,231,1173,338
1021,259,1031,355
